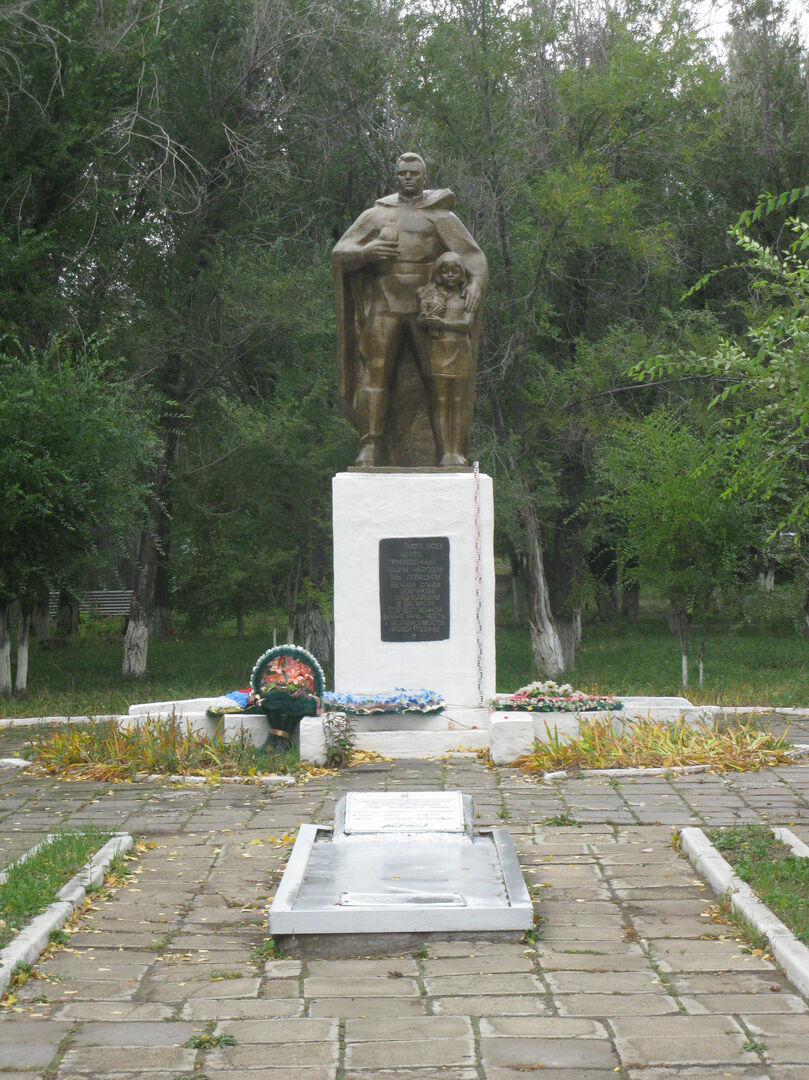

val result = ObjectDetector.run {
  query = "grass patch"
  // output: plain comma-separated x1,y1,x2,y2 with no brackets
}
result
4,586,809,722
518,716,794,775
0,826,111,949
25,718,299,781
708,824,809,946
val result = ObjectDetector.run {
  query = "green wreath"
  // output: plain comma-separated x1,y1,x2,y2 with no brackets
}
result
249,645,325,743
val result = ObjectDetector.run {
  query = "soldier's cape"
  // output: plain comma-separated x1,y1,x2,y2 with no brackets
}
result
333,188,455,427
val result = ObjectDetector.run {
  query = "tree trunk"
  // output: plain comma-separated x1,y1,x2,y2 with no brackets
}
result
523,510,565,676
674,605,690,688
122,606,149,678
0,602,11,697
123,529,155,679
594,581,618,621
620,583,640,622
152,423,178,638
762,558,776,591
556,608,580,670
14,603,31,694
235,607,245,637
32,592,49,642
294,605,334,665
56,590,79,636
510,554,526,626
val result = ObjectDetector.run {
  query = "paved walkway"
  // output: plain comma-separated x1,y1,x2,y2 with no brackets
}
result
0,738,809,1077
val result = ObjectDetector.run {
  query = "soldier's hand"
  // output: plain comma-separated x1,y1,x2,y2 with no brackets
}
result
365,238,399,265
464,281,482,313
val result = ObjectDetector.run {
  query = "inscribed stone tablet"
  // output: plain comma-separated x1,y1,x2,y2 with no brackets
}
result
379,536,449,642
343,792,466,834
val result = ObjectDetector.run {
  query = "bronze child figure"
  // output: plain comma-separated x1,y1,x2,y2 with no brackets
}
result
417,252,475,467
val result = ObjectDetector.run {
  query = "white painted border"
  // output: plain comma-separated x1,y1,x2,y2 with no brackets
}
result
0,832,133,995
680,825,809,998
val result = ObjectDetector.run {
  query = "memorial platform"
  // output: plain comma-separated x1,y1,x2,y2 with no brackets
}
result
268,791,533,955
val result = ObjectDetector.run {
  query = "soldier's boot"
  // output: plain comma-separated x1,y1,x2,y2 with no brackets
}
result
355,388,386,467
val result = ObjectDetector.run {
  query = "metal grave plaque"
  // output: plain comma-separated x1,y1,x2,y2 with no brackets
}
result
268,791,534,947
342,792,466,835
379,536,449,642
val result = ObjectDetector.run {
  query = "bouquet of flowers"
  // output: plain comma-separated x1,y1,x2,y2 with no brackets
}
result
492,680,622,713
249,645,326,735
258,654,316,697
322,688,445,715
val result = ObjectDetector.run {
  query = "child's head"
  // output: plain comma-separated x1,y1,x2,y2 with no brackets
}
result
432,252,467,290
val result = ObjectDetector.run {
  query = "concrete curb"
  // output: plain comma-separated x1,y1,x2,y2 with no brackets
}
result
680,825,809,998
537,744,809,782
0,832,133,996
0,716,116,727
1,758,298,787
131,772,296,786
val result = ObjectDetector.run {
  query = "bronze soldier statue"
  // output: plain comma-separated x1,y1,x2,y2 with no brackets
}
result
333,153,488,467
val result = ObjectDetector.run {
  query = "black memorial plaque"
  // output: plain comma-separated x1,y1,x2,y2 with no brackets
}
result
379,537,450,642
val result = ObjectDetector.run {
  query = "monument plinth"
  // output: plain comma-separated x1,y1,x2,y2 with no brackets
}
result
332,470,496,708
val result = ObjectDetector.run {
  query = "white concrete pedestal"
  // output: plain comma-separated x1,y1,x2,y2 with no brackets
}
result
333,470,496,707
488,696,703,765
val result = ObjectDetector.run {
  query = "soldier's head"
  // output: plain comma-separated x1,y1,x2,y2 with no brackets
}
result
395,153,426,198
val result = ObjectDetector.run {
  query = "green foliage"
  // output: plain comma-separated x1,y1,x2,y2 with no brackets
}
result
0,341,157,603
0,826,111,949
591,407,762,686
322,713,357,768
710,824,809,946
638,198,809,535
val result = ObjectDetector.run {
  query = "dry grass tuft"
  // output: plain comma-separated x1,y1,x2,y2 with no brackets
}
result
516,715,793,774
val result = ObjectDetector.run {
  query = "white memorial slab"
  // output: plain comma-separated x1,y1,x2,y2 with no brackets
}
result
341,791,467,835
269,792,533,953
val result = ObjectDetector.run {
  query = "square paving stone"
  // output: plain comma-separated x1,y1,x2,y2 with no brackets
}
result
307,997,426,1019
213,1018,337,1043
207,1042,337,1068
52,1001,175,1021
744,1012,809,1033
344,1036,474,1069
0,1042,58,1070
557,993,682,1016
181,998,303,1020
687,993,808,1015
345,1016,471,1041
537,949,647,971
480,1036,620,1070
60,1045,197,1071
480,1017,607,1038
303,977,420,997
205,1071,335,1080
149,975,260,1001
545,971,664,994
423,973,542,995
432,995,549,1016
72,1020,203,1045
648,939,773,972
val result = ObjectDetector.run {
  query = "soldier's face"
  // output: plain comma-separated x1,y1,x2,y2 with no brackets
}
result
396,161,425,197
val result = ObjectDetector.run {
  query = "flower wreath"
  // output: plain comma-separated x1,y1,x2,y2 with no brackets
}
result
249,645,325,729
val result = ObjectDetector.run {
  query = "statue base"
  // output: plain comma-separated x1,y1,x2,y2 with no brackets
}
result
332,470,496,708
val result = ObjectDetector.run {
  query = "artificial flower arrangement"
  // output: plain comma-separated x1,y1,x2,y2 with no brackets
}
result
491,680,622,713
248,644,326,725
322,688,445,715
